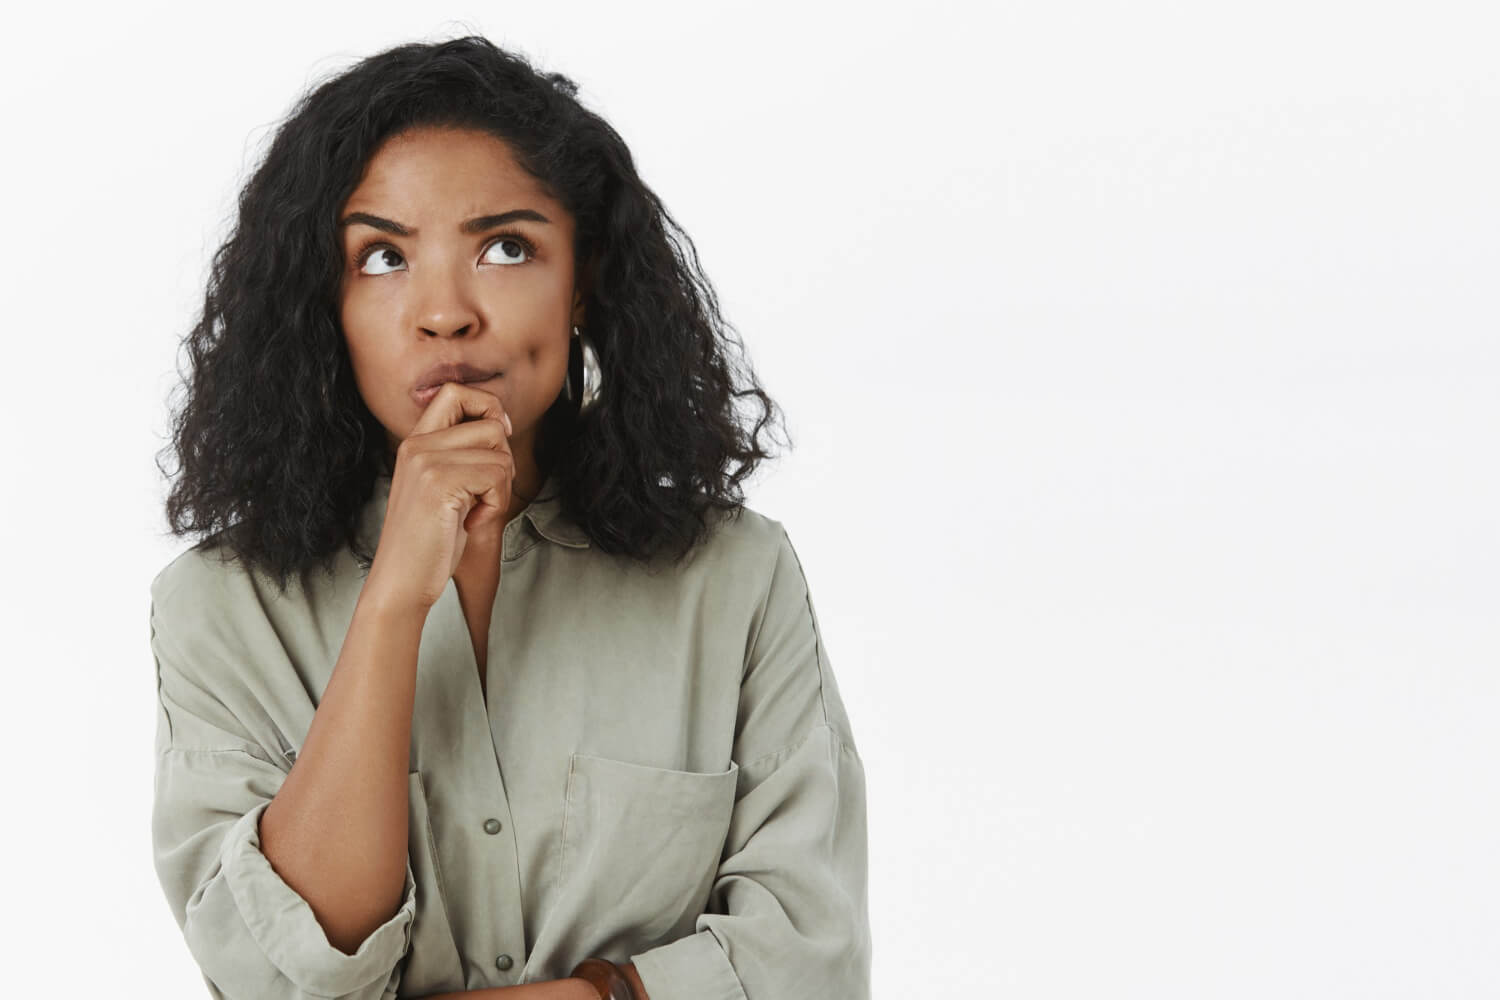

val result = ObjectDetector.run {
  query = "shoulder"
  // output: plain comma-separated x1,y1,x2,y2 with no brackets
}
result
148,540,282,631
152,543,233,609
614,502,802,625
688,503,825,636
703,499,787,550
693,501,797,584
148,542,302,760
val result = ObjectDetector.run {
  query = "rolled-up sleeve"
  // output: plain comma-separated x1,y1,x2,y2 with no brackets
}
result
629,525,873,1000
150,589,417,999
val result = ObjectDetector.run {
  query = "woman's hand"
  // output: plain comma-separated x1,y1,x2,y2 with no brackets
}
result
363,380,514,615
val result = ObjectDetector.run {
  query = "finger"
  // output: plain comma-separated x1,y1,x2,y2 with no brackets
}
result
411,379,512,437
410,448,515,499
424,447,517,468
413,415,511,454
428,451,512,514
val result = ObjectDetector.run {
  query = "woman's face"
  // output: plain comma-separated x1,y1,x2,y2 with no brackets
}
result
336,125,584,469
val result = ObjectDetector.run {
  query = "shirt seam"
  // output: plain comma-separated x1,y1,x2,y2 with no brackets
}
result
778,525,833,731
149,604,175,748
412,771,455,929
156,742,282,767
738,720,858,772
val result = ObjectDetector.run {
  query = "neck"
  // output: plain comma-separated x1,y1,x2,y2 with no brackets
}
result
507,457,544,528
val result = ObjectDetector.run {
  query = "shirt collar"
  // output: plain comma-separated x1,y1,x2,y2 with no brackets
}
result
520,468,591,548
358,467,591,556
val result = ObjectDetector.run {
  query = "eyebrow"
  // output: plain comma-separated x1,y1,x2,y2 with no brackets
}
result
337,208,552,237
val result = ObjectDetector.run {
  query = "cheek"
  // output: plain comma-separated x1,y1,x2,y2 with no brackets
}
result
340,336,380,398
491,339,567,423
537,336,574,399
514,332,571,377
339,327,403,418
339,276,399,337
340,295,397,368
340,295,379,348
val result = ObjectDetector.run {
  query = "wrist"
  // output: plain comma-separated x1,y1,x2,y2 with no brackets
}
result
357,576,433,624
568,958,638,999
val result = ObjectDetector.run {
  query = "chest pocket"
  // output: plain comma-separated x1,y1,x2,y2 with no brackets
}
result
398,770,464,997
558,752,740,953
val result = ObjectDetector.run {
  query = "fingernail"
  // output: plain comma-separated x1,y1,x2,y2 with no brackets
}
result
504,413,513,434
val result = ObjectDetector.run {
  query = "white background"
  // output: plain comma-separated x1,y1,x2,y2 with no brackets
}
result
1,2,1496,996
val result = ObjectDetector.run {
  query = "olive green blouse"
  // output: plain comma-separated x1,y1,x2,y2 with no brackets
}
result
148,471,871,999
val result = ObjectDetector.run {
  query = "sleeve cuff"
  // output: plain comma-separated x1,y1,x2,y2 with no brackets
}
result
630,928,748,1000
220,799,417,997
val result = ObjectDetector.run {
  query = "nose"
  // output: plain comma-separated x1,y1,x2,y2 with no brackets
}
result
413,265,481,339
422,317,474,338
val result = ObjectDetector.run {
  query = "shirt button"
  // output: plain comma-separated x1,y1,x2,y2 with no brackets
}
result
483,818,502,834
495,954,514,971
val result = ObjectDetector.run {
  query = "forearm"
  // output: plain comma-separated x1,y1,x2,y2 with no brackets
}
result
417,963,650,1000
258,587,428,955
415,976,592,999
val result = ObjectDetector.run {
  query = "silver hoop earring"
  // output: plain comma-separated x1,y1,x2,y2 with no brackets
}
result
562,324,602,415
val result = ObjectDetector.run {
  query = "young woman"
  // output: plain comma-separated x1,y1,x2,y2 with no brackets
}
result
149,35,870,1000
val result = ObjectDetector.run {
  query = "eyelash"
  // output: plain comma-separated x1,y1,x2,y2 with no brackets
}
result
352,230,539,272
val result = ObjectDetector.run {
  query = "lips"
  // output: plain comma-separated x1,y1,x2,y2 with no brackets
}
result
412,360,501,391
410,374,501,407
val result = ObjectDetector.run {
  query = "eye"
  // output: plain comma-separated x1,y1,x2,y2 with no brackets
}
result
481,232,538,267
351,231,539,276
355,243,406,276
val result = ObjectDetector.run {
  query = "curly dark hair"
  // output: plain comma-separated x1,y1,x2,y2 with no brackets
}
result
155,33,790,596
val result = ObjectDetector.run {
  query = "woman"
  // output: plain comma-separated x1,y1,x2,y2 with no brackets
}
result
149,34,870,1000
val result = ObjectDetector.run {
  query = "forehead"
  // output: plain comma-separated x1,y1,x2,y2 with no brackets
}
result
342,126,567,228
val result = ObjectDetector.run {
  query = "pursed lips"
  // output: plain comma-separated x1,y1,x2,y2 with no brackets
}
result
412,361,502,391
